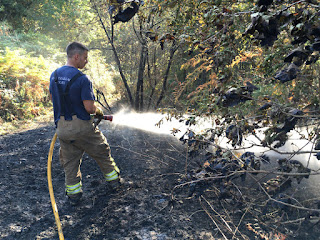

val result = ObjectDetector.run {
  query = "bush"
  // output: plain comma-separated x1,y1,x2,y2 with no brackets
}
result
0,47,58,121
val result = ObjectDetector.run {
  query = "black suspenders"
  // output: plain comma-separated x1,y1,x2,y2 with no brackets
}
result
54,70,83,118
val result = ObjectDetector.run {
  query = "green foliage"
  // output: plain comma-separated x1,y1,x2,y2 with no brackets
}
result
0,46,57,121
0,22,65,62
85,49,119,103
0,0,32,30
0,0,87,34
0,20,67,122
157,0,320,118
141,0,320,168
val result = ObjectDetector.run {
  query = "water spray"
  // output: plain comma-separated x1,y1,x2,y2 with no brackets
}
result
109,109,213,136
106,109,320,171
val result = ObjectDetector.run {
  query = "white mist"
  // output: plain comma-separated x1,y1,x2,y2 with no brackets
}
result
107,109,320,171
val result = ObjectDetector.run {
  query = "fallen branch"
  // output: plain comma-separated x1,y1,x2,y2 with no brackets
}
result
199,196,229,240
201,195,234,233
258,181,320,213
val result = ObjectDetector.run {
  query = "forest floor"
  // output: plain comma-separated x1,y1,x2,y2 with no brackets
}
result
1,115,320,240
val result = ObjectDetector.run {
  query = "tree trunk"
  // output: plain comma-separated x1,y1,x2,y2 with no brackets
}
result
92,1,134,108
156,42,178,108
135,44,147,111
112,43,135,108
147,49,157,111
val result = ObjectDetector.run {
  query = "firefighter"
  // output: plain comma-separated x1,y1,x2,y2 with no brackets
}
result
49,42,122,206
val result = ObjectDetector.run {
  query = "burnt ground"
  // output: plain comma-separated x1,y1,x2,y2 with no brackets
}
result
0,120,220,240
1,120,320,240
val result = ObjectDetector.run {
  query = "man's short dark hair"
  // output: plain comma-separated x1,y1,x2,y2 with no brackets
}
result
66,42,89,58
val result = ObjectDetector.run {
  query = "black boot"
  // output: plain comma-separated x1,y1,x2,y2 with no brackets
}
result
67,192,83,206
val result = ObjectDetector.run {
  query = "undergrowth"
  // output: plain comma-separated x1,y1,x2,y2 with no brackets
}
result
0,109,53,136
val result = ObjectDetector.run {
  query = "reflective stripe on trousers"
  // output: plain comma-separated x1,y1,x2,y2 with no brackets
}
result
105,157,120,181
66,182,82,195
105,170,119,181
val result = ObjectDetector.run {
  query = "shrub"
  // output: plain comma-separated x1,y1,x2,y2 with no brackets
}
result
0,47,57,121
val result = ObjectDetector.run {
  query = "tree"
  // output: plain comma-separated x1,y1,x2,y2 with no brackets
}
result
156,0,320,143
0,0,33,30
89,0,180,111
151,1,320,238
90,0,135,107
155,39,179,108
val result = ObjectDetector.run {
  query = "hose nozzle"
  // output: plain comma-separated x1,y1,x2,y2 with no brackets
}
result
102,115,113,121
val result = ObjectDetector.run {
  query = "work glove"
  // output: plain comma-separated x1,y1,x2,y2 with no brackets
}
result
95,107,104,117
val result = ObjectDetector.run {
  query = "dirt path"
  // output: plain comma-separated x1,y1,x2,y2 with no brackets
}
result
0,121,218,240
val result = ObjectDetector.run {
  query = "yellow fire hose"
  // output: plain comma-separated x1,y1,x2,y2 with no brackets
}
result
47,132,65,240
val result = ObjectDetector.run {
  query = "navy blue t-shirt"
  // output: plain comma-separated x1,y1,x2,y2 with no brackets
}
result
49,66,95,126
